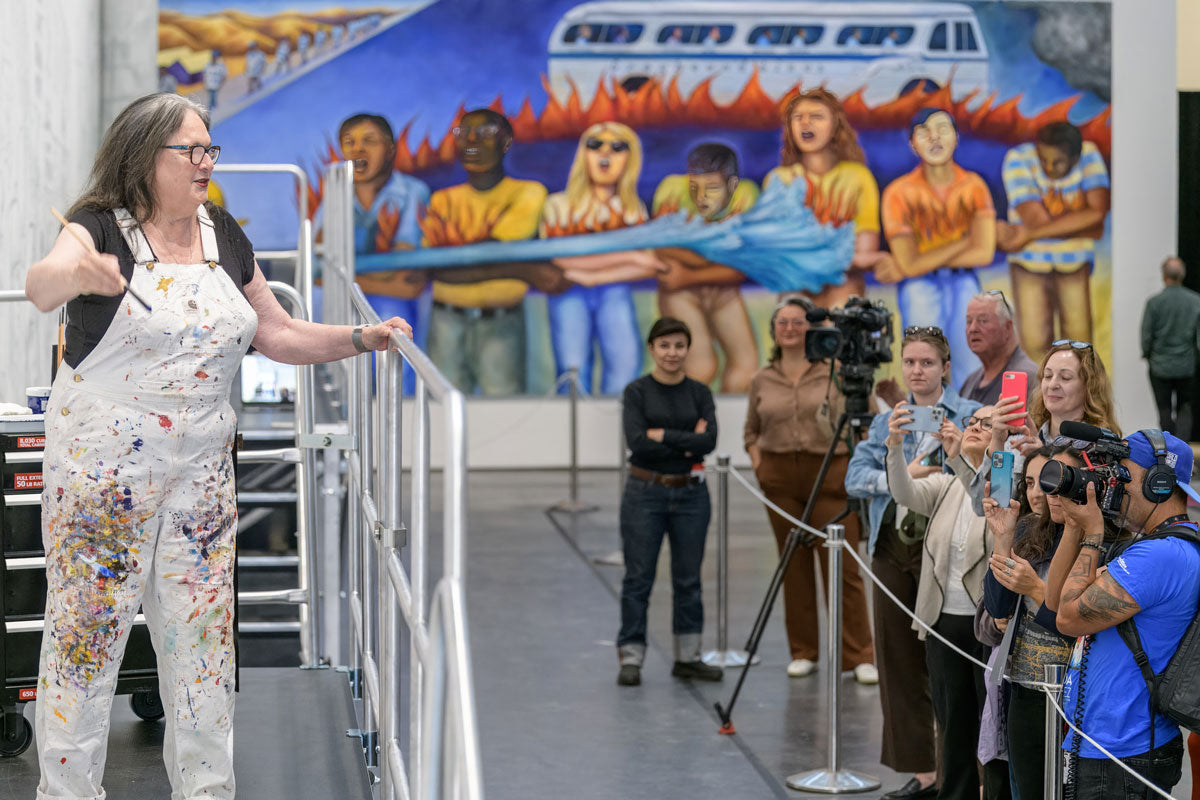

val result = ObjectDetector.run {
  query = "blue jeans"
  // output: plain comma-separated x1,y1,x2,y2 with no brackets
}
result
426,301,525,395
897,268,983,389
617,476,711,649
547,285,642,395
1073,735,1183,799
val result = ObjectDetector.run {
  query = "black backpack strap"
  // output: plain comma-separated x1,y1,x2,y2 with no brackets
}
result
1117,617,1156,691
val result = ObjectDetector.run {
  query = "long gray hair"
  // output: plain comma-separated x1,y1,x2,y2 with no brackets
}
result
69,93,211,223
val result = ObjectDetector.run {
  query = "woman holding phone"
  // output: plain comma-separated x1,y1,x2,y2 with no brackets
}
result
845,326,980,800
886,402,995,800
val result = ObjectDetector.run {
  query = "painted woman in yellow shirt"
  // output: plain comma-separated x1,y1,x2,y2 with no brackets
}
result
763,88,895,309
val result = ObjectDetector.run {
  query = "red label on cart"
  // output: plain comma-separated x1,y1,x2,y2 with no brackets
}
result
17,436,45,449
18,688,36,701
13,473,43,491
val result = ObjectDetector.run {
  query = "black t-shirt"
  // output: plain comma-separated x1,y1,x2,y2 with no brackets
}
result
622,374,718,475
64,204,256,368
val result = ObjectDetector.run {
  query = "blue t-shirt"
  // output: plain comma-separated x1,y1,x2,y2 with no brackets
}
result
1062,535,1200,758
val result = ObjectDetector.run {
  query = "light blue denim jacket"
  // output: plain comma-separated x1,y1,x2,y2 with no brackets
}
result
844,384,982,556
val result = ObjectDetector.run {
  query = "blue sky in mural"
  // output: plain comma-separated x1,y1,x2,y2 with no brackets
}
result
195,0,1111,249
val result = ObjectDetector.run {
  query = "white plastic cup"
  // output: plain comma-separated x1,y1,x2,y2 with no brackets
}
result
26,386,51,415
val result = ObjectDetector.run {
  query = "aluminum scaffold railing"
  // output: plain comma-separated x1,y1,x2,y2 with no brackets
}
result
321,160,483,800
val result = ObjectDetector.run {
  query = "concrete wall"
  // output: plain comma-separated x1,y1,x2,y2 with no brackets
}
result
0,0,155,397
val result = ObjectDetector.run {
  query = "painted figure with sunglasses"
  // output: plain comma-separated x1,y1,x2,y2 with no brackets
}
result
420,108,567,394
744,298,875,683
1043,431,1200,799
845,327,979,800
886,403,995,800
763,89,895,310
1141,256,1200,438
650,143,761,392
979,445,1084,800
997,122,1110,359
539,122,652,394
958,290,1038,405
881,108,997,389
24,93,412,798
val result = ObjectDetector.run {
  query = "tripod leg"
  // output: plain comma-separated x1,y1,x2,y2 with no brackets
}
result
716,413,853,727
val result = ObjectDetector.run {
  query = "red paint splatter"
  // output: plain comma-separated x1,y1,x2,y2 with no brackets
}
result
61,757,67,764
195,370,209,380
157,415,173,430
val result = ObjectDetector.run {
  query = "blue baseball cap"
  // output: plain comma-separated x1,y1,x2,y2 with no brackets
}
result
1126,430,1200,504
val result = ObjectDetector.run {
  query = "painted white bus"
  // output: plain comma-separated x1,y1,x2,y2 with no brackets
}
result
546,1,990,107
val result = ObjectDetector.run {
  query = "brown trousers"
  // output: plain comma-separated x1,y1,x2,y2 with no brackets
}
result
755,451,874,667
1009,262,1093,360
873,522,938,773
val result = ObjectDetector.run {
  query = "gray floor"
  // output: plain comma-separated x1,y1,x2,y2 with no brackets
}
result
464,469,1195,800
1,668,370,799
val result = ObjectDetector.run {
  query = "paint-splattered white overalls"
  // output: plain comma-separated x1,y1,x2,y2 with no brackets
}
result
36,206,257,799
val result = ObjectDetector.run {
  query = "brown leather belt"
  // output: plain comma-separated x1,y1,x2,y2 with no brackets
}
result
628,465,701,488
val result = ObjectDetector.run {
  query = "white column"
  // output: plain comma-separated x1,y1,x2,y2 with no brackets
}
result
1111,0,1178,431
101,0,156,129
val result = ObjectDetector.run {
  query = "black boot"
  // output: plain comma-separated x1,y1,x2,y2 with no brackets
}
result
617,664,641,686
671,660,723,681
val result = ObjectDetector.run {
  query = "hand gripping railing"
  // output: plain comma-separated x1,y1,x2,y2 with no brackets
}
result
322,160,483,800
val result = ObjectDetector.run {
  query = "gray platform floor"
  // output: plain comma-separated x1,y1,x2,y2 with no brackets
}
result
1,667,370,799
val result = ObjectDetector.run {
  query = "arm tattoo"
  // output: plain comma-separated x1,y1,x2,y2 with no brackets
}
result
1076,582,1140,623
1061,551,1096,604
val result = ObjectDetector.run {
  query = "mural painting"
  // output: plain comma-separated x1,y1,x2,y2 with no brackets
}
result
159,0,1113,396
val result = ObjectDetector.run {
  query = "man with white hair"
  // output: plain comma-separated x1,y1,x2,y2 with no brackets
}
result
957,289,1038,404
1141,256,1200,438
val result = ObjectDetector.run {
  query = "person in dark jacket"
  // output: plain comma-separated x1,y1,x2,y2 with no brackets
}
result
1141,256,1200,438
616,318,721,686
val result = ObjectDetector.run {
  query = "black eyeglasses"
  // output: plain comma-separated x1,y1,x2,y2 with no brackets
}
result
985,289,1012,313
162,144,221,165
903,325,948,341
1050,435,1090,449
964,415,993,431
1051,339,1092,351
585,138,630,152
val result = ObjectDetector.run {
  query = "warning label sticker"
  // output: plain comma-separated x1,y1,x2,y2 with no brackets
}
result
13,473,43,491
16,436,45,449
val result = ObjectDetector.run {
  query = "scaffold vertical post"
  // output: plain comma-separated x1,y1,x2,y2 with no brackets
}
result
1044,663,1066,800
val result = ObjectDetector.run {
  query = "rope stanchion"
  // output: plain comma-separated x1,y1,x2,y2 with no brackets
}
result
728,465,827,541
786,524,880,794
703,455,757,669
1043,664,1066,800
549,367,599,514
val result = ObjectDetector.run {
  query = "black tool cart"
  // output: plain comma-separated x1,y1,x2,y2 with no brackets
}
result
1,417,164,757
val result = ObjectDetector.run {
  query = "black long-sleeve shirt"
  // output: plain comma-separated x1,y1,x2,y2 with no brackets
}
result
623,375,717,474
983,517,1067,637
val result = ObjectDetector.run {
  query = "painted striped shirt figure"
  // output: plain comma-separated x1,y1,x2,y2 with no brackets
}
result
1000,139,1110,272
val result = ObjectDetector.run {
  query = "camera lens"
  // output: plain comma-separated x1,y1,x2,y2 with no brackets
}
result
1039,460,1079,498
804,329,842,361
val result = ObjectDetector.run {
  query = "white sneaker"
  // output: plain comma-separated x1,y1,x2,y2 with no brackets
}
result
786,658,817,677
854,663,879,685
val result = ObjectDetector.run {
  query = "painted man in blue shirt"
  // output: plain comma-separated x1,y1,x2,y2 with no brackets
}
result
1048,430,1200,797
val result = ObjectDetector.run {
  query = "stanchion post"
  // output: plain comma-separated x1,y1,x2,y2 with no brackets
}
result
703,456,755,668
1044,664,1066,800
787,523,879,794
550,368,598,515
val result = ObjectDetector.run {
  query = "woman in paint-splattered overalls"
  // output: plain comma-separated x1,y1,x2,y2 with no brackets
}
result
24,93,411,800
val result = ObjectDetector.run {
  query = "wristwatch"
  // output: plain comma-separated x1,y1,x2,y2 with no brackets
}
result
351,326,369,353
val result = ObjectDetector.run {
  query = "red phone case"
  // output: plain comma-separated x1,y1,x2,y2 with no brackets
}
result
1001,371,1028,428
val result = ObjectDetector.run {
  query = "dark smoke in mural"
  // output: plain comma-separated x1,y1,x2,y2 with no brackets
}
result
1028,3,1111,101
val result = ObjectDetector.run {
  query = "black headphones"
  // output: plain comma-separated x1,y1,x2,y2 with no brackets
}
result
1140,428,1178,502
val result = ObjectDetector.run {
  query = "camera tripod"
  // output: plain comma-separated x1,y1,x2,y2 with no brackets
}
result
715,406,874,731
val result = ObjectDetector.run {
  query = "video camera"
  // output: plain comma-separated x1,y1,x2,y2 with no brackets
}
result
804,296,894,420
1038,420,1131,520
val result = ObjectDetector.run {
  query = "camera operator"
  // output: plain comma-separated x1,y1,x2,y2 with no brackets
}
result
745,297,876,683
886,403,994,800
845,326,980,800
1047,430,1200,796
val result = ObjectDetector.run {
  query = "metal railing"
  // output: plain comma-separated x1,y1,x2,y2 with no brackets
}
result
322,160,483,800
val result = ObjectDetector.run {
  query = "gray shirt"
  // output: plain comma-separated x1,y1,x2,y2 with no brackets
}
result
958,345,1039,405
1141,284,1200,378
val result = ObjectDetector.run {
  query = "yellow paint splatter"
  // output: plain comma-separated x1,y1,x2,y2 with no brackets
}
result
54,709,66,723
156,277,174,294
